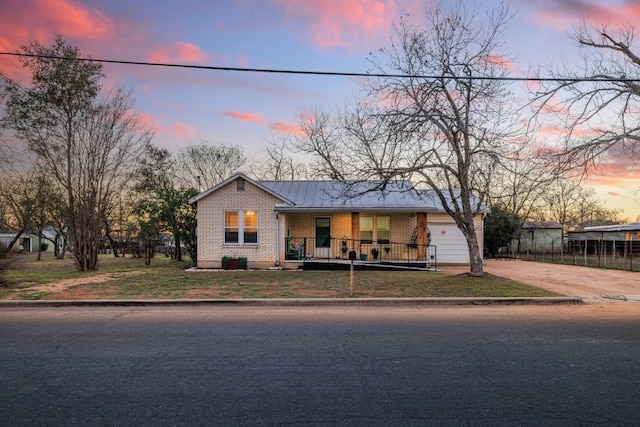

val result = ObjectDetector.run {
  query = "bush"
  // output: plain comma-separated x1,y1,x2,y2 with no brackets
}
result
222,256,248,270
0,243,17,287
40,242,49,252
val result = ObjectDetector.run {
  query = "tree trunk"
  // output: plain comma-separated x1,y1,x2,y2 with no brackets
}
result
175,235,182,261
466,232,485,277
459,212,484,277
104,220,120,258
3,229,25,257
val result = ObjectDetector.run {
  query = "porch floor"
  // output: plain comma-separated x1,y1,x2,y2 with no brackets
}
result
299,259,435,271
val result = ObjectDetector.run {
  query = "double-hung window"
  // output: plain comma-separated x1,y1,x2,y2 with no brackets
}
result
224,210,258,244
360,214,390,244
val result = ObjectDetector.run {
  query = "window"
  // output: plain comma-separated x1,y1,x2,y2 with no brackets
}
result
360,214,390,244
224,210,258,244
243,211,258,243
376,215,390,244
237,178,245,191
360,215,373,244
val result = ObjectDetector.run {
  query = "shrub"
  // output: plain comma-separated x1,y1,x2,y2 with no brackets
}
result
0,243,17,287
222,256,248,270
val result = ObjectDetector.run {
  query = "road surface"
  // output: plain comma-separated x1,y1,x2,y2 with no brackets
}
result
1,305,639,426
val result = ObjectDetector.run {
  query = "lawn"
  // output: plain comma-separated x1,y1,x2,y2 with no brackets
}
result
0,253,561,300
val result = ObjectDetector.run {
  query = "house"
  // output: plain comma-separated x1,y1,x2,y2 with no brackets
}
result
514,221,564,254
189,173,487,269
27,226,63,253
0,232,29,252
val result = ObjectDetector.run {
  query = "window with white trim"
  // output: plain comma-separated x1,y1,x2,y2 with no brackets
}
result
224,210,258,244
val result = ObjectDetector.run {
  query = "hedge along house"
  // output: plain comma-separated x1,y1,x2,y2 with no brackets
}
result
189,173,487,270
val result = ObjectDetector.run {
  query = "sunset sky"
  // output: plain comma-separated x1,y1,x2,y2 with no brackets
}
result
1,0,639,220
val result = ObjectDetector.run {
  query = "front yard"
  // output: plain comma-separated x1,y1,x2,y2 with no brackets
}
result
0,253,561,300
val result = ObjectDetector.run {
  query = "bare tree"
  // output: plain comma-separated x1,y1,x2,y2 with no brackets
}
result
0,173,40,252
529,23,640,169
3,36,151,271
540,178,622,229
174,140,246,190
295,1,521,276
487,154,557,221
250,135,309,180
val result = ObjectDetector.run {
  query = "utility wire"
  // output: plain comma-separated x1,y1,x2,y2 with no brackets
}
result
1,51,639,83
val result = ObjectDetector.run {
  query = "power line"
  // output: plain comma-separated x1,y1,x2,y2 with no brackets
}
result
1,51,638,83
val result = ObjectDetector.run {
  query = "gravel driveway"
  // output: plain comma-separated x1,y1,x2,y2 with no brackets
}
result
441,259,640,303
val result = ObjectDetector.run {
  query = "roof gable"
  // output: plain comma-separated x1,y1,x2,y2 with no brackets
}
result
188,173,293,205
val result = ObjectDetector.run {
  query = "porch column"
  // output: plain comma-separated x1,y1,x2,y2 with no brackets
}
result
351,212,360,254
417,212,428,260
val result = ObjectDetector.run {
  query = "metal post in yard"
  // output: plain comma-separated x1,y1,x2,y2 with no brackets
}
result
348,250,356,296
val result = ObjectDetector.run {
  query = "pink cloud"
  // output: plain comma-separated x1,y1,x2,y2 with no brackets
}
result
275,0,419,49
269,121,305,136
533,1,640,31
138,114,197,138
148,41,210,63
483,54,518,74
223,112,305,136
0,0,116,80
585,147,640,186
223,111,268,124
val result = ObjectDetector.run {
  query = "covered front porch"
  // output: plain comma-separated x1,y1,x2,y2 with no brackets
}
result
284,236,436,271
279,211,436,271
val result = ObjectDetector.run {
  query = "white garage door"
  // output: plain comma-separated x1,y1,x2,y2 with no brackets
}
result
429,223,469,264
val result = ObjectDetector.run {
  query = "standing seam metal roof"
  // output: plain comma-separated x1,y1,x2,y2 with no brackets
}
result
258,180,442,211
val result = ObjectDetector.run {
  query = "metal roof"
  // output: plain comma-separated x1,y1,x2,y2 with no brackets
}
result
191,173,488,213
259,180,442,212
522,221,564,229
582,223,640,232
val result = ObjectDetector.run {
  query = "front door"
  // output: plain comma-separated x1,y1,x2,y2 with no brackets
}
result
314,217,331,259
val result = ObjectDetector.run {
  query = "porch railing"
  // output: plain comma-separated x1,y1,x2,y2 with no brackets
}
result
285,237,437,269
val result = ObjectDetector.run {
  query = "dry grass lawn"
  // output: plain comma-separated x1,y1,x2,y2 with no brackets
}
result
0,253,561,300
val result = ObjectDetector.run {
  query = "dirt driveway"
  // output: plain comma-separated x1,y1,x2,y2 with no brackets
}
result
441,259,640,303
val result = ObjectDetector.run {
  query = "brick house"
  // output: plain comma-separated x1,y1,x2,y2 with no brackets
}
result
189,173,486,269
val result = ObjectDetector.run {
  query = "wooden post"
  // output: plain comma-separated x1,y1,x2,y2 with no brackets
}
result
351,212,360,255
416,213,427,261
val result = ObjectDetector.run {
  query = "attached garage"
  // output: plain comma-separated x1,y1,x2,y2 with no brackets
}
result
429,223,469,264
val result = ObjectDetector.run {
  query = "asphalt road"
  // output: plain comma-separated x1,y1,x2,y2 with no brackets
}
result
1,305,639,426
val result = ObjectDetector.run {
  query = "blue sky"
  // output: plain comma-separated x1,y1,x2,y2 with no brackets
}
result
1,0,639,219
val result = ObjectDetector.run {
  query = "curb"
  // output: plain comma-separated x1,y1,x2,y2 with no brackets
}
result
0,297,583,308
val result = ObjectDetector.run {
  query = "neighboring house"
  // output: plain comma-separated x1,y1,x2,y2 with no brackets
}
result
0,232,29,252
567,223,640,255
27,226,62,253
515,221,564,254
189,173,487,269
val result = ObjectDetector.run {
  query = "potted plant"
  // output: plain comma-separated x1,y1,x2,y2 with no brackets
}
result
359,253,367,261
341,240,348,257
371,247,379,260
